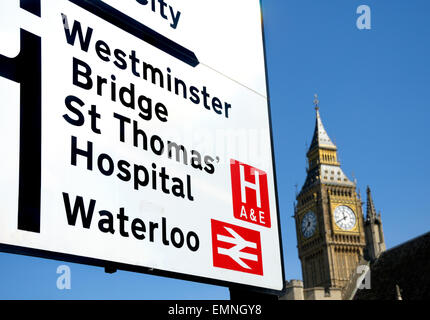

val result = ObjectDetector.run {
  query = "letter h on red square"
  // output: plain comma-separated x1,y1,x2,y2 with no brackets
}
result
230,159,271,228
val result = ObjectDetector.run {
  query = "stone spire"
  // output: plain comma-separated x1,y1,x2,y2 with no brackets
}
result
366,186,377,221
300,95,355,194
364,186,386,261
308,94,336,153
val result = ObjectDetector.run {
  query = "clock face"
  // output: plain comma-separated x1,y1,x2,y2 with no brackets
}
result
301,211,317,238
334,205,356,230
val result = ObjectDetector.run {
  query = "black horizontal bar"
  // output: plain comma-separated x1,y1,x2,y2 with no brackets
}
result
20,0,41,17
69,0,199,67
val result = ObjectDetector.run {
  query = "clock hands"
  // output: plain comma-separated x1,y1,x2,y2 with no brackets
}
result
303,219,313,235
334,206,356,230
335,216,347,224
303,221,310,233
302,212,317,237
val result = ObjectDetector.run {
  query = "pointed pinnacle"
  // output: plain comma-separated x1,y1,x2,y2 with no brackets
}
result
366,186,377,220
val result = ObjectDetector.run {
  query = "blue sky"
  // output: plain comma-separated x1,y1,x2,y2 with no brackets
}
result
1,0,429,299
267,0,430,286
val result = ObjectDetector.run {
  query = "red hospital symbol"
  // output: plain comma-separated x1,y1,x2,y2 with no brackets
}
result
211,219,263,276
230,159,271,228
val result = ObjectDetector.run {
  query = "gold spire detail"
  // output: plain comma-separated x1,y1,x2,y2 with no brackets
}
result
313,94,319,111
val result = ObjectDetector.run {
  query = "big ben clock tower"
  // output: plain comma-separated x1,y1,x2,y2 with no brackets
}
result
294,95,367,290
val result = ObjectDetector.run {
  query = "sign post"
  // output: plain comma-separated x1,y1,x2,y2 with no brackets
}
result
0,0,285,295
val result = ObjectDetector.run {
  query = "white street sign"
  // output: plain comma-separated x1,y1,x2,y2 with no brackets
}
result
0,0,284,292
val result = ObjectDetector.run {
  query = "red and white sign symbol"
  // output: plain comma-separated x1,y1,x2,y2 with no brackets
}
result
211,219,263,275
230,159,271,228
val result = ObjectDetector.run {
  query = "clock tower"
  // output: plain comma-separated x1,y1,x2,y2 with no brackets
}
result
294,95,367,290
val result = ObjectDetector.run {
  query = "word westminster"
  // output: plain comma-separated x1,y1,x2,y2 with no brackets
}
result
62,14,232,119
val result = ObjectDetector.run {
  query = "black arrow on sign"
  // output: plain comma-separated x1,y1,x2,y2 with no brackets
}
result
68,0,200,67
0,29,42,233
